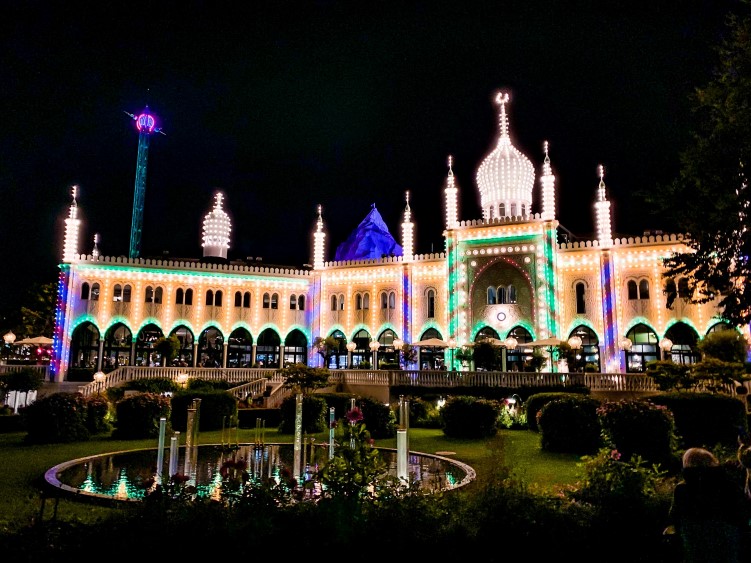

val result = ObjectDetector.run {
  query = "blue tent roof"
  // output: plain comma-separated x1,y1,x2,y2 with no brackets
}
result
334,205,403,261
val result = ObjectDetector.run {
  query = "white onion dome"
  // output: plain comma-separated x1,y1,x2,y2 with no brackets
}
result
202,191,231,259
475,92,535,220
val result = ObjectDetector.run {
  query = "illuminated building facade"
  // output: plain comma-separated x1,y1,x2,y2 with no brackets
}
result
51,92,748,382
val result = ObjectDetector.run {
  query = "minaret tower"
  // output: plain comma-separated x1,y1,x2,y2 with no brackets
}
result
595,164,613,248
313,205,326,270
540,141,556,221
62,185,81,263
125,106,165,259
401,191,414,262
444,155,459,228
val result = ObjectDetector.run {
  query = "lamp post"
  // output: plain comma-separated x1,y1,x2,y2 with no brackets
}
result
177,372,189,389
369,340,380,368
567,335,582,373
346,341,357,368
448,338,456,371
393,338,403,369
659,338,673,362
618,336,633,372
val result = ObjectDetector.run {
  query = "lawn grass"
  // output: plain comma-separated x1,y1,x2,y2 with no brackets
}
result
0,426,586,531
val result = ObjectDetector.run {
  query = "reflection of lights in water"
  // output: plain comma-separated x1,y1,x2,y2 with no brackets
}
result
57,444,472,504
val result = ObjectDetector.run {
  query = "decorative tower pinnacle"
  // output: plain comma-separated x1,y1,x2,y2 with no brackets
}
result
444,155,459,228
62,185,81,263
475,91,535,221
313,204,326,269
201,191,232,259
401,190,414,261
540,141,556,221
595,165,613,247
92,233,100,258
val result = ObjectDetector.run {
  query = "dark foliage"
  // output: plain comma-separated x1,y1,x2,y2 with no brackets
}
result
538,396,602,455
112,393,171,439
22,392,90,443
170,389,238,432
440,396,502,438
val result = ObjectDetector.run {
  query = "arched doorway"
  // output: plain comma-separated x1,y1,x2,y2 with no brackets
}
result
284,329,308,366
169,326,194,367
327,329,348,369
505,326,533,371
198,327,224,367
69,322,100,371
227,328,253,367
256,329,281,368
624,323,658,372
134,324,164,366
665,322,700,365
377,328,398,367
350,329,371,368
418,328,444,369
103,323,132,371
567,325,600,372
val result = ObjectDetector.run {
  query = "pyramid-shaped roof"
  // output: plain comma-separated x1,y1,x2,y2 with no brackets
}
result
334,205,403,261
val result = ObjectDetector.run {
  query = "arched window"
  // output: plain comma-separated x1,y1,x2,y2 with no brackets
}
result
576,282,586,314
243,292,251,308
389,291,396,309
154,287,163,304
427,289,435,318
263,293,270,309
214,290,222,307
499,203,506,217
81,282,90,300
678,277,690,298
176,288,184,305
363,293,370,310
234,291,242,307
489,206,495,220
290,294,297,310
624,323,659,373
331,295,338,311
185,288,193,305
145,286,155,303
122,284,131,303
497,286,507,304
521,203,526,216
113,284,123,302
665,279,677,306
487,286,497,305
91,283,100,301
298,295,305,310
381,292,388,309
356,294,362,310
638,279,650,300
509,285,517,304
206,290,214,306
271,293,278,310
510,203,517,216
338,294,344,310
627,280,638,300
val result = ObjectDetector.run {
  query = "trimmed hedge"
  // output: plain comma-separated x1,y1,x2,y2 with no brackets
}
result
440,396,503,439
526,391,592,432
112,393,171,439
538,395,602,454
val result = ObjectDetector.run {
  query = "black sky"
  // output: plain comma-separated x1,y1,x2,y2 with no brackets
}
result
0,0,742,311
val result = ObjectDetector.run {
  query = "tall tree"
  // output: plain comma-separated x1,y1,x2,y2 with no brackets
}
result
20,282,56,337
647,5,751,326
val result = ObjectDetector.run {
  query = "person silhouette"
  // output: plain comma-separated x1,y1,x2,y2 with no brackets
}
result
669,447,750,562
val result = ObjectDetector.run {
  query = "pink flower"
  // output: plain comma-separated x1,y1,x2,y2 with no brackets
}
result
610,449,621,461
345,407,364,424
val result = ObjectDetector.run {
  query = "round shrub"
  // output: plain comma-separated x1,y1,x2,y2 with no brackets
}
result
357,395,396,439
440,396,502,439
538,396,602,454
597,399,679,468
22,392,90,444
525,391,590,432
113,393,171,439
85,394,113,435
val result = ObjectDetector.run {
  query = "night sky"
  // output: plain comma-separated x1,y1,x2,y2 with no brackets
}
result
0,0,741,311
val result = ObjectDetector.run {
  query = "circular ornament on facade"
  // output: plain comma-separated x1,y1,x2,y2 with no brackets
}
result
496,311,507,322
524,257,531,263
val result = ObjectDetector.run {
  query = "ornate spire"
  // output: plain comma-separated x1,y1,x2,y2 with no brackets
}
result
445,155,459,228
540,141,556,221
62,185,81,263
402,190,414,261
496,91,510,143
313,204,326,269
595,164,612,247
92,233,100,258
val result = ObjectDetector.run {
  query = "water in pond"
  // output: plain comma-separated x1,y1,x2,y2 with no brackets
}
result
45,443,475,504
